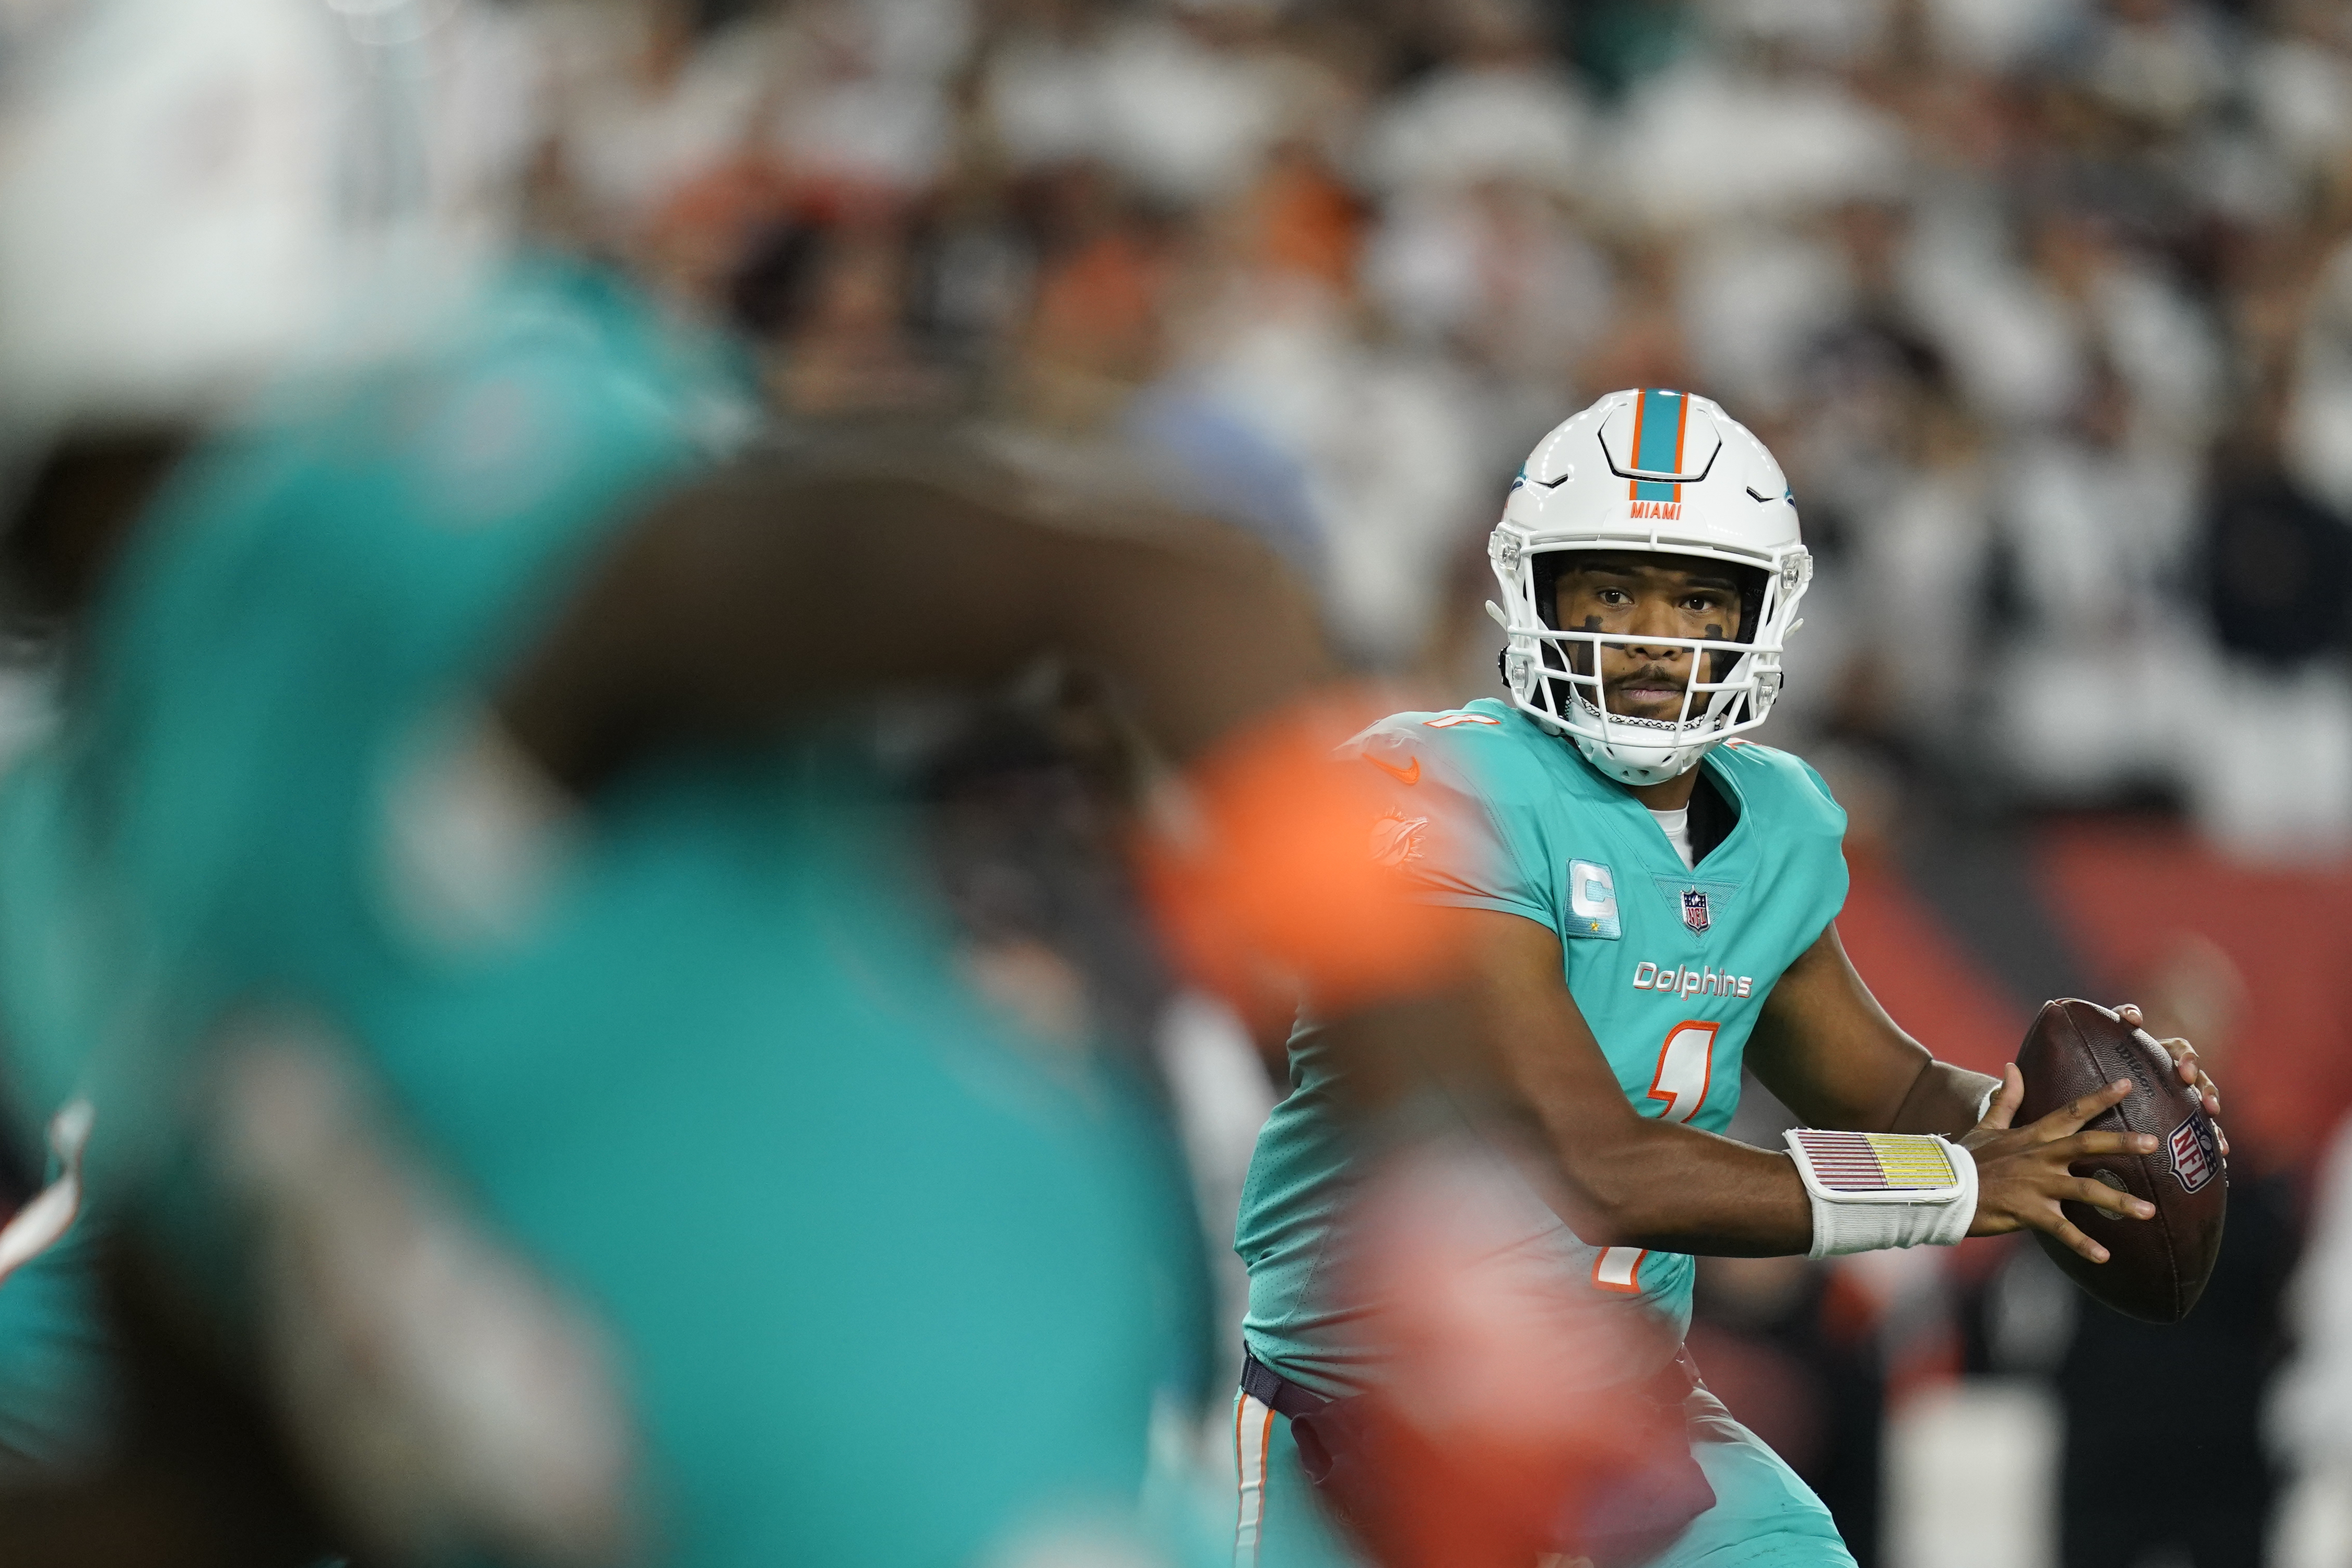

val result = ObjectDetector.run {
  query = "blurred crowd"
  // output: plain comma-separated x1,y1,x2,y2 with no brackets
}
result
407,0,2352,856
390,0,2352,1560
12,0,2347,1563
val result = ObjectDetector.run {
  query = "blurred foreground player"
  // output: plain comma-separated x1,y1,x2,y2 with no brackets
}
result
1232,390,2226,1568
0,3,1450,1563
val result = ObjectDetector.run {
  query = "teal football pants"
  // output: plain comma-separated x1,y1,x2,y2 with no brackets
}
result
1230,1389,1858,1568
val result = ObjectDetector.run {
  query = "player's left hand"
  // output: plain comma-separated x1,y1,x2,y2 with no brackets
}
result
2116,1002,2227,1157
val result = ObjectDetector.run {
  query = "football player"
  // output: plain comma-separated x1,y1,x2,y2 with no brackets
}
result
0,2,1426,1562
1230,389,2227,1567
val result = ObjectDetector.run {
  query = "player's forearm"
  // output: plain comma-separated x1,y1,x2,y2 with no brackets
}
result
497,450,1333,788
1533,1114,1817,1257
776,423,1336,759
1747,926,1995,1134
1039,517,1334,762
1885,1059,2000,1138
1463,911,1819,1255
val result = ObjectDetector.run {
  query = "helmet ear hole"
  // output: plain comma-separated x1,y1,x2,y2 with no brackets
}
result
1530,553,1562,630
1735,564,1767,644
1713,562,1770,694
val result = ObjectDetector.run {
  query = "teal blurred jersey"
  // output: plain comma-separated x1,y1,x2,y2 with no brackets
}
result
1235,699,1849,1395
0,1220,112,1473
0,262,1214,1566
0,670,124,1480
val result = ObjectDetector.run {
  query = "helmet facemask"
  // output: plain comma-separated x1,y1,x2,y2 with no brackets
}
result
1499,544,1806,786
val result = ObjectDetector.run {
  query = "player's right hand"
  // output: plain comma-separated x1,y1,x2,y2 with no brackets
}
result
1959,1064,2160,1264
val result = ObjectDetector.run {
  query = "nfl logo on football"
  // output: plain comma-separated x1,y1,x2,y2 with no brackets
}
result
2169,1114,2218,1193
1682,888,1710,935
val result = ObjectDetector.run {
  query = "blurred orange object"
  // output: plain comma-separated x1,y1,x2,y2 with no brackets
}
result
1135,691,1467,1032
1310,1147,1710,1568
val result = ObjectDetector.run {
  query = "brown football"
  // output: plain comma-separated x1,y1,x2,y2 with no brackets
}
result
2013,999,2227,1323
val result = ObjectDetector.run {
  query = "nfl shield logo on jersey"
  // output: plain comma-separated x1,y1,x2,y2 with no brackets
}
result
1681,888,1710,935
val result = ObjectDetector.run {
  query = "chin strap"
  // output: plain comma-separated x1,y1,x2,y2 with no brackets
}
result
1568,727,1715,787
1784,1129,1978,1259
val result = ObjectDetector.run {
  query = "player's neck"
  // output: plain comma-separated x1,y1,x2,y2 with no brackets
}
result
1622,768,1701,813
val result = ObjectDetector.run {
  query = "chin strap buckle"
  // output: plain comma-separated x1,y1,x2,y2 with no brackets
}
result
1490,528,1521,575
1503,650,1533,697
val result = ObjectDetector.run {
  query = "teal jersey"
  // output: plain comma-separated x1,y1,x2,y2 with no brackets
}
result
0,263,1213,1565
0,1219,113,1474
1235,698,1848,1396
0,746,118,1479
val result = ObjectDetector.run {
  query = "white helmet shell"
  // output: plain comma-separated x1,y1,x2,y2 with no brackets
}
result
1488,388,1812,785
0,0,493,458
0,0,345,441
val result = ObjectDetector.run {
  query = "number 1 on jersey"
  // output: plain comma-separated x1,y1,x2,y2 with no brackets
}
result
1592,1246,1646,1292
1595,1021,1722,1295
1646,1019,1719,1123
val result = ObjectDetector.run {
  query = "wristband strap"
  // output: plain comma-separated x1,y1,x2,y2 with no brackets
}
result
1783,1129,1979,1260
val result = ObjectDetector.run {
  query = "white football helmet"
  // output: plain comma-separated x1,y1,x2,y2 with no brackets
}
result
0,0,487,466
1488,389,1812,785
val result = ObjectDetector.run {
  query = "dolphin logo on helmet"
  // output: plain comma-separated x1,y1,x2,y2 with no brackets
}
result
1486,388,1812,786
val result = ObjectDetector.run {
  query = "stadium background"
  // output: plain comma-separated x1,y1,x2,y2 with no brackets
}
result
104,0,2352,1562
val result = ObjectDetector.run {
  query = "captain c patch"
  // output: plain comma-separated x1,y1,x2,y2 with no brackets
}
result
1566,860,1620,940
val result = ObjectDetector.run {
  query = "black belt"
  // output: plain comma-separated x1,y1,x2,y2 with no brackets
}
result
1240,1347,1329,1420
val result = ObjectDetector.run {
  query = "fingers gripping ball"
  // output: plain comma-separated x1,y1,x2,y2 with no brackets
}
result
2016,999,2228,1322
1136,696,1465,1027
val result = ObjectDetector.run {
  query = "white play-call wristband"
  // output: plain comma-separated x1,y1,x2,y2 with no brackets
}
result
1783,1129,1979,1260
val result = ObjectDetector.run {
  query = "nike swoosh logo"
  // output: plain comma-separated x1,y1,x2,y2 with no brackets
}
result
1365,754,1420,786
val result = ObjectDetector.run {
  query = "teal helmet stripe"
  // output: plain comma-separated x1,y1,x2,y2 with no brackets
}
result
1630,388,1688,504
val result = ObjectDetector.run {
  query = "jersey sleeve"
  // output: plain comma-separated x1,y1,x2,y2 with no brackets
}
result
1344,719,1554,928
1793,757,1852,835
1733,746,1851,955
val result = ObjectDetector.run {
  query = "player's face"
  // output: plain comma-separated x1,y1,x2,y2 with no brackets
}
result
1550,554,1743,723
